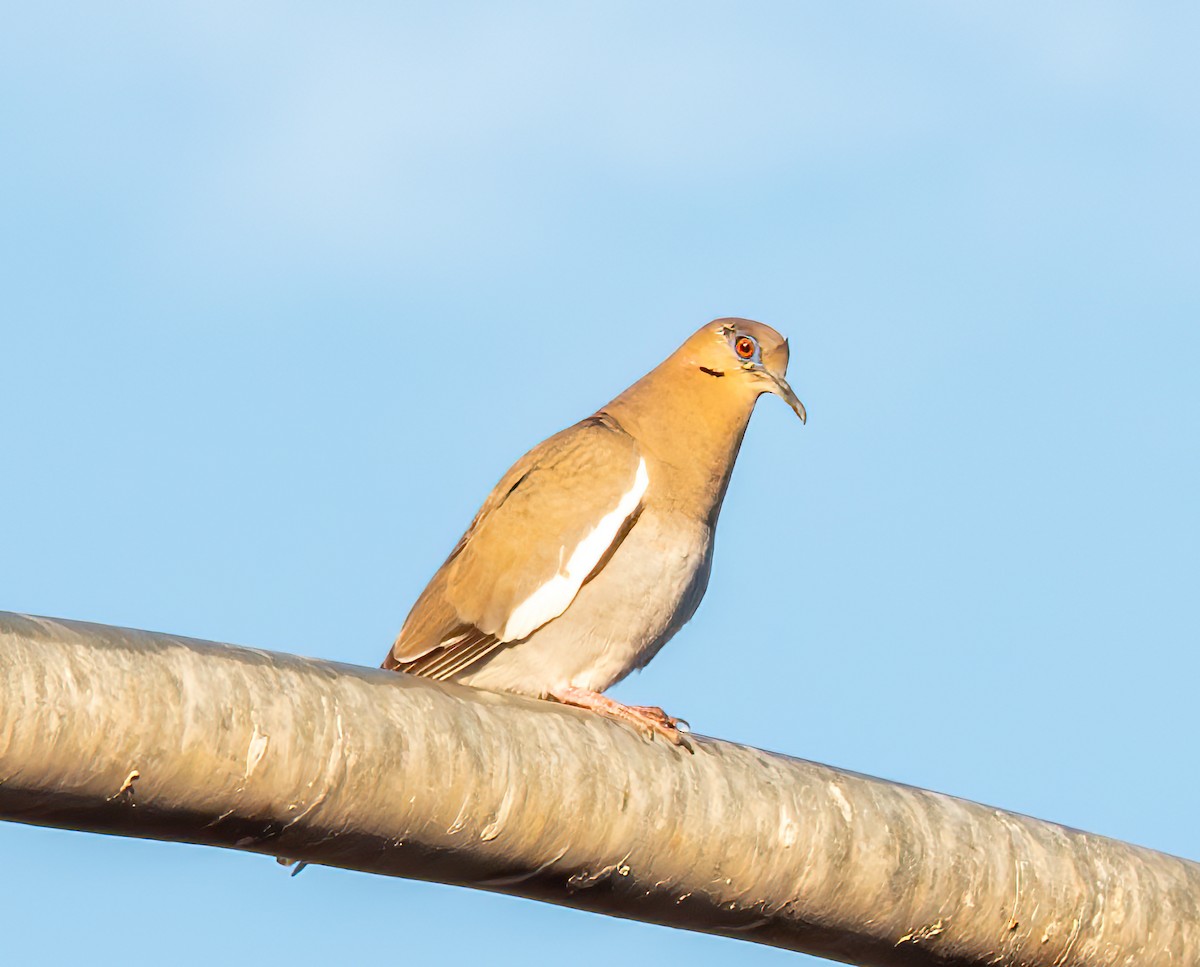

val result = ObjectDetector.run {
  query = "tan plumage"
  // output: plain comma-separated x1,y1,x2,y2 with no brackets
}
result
383,318,805,742
386,414,643,678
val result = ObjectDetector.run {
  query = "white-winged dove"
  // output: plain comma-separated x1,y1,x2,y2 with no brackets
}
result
383,318,805,744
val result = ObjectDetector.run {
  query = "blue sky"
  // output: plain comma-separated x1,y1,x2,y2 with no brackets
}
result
2,3,1197,964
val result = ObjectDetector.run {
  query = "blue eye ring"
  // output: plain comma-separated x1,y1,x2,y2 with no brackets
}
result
734,335,757,360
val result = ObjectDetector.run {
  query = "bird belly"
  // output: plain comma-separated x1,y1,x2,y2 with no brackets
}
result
453,511,713,697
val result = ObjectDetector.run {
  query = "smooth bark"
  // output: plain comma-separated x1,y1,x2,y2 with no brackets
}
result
0,612,1196,965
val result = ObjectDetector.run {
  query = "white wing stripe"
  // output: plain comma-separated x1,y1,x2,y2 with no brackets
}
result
501,458,649,642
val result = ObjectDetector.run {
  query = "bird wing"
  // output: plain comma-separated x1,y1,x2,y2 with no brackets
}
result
384,414,647,679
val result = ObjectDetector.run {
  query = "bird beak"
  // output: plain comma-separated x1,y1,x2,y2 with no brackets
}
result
766,372,807,424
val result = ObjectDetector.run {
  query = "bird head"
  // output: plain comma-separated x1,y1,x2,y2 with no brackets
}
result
682,318,807,423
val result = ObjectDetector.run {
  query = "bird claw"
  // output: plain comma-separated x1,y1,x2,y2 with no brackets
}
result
551,689,694,752
628,705,688,731
627,705,693,749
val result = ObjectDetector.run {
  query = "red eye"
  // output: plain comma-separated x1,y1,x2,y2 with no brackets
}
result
735,336,756,359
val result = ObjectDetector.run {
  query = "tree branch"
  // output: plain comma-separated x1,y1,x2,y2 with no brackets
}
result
0,611,1196,965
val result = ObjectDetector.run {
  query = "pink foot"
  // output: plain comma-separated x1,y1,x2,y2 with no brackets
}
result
627,705,691,733
551,687,692,749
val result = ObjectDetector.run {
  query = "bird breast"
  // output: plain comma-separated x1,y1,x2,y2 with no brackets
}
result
452,507,715,697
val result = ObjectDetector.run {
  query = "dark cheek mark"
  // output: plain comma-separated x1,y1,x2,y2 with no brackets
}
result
699,366,725,378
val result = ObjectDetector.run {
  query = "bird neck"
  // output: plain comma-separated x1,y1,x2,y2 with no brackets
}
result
600,365,758,523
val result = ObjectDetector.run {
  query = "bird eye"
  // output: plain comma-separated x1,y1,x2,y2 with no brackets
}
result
735,335,757,360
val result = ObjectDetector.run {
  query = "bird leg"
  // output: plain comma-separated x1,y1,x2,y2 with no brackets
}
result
550,687,691,748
